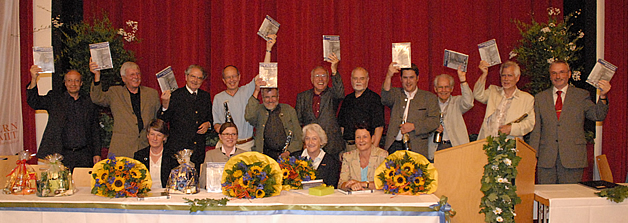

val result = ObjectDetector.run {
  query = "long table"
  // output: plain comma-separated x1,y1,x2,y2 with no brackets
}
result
0,188,447,223
534,184,628,223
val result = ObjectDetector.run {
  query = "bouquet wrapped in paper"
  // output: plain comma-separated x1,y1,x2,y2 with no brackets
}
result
278,156,316,190
166,149,198,194
375,151,438,195
91,156,151,198
37,154,75,197
3,151,37,195
222,152,282,199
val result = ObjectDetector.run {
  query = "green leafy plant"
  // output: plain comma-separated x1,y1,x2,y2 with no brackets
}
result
183,197,229,213
479,134,522,223
595,185,628,203
512,7,584,95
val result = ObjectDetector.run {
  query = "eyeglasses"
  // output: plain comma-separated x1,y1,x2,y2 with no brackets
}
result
314,74,328,78
221,133,237,137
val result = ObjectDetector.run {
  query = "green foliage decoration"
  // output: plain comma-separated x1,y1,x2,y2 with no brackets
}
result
183,197,229,213
595,185,628,203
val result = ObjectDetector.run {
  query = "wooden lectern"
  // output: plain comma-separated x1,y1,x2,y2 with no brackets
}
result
434,138,536,223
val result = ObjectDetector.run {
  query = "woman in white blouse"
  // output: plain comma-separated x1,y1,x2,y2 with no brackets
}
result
134,119,174,189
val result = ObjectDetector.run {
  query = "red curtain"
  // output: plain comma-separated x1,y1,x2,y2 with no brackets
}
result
604,0,628,183
19,0,36,156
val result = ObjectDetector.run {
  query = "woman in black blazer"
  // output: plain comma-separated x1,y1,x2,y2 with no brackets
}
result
290,123,340,188
134,119,174,188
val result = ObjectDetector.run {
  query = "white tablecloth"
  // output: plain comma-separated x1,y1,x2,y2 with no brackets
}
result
0,188,446,223
535,184,628,223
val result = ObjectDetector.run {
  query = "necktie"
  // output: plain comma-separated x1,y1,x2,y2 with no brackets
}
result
555,91,563,120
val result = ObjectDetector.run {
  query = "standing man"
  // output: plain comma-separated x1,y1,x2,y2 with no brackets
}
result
295,53,345,156
427,67,474,158
531,60,611,184
245,87,302,160
159,65,212,170
212,34,277,151
338,67,385,151
473,61,535,139
27,66,101,171
90,60,161,158
382,62,440,157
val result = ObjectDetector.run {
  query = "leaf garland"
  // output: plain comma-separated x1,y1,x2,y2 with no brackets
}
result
595,185,628,203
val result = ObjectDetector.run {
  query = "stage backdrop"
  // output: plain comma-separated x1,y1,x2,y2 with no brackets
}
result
0,0,24,155
21,1,628,180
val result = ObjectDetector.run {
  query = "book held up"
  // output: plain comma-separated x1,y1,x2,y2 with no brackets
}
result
323,35,341,61
259,62,278,88
156,66,178,92
33,46,55,73
443,49,469,72
478,39,502,66
392,42,411,68
89,42,114,70
257,15,280,41
586,59,617,89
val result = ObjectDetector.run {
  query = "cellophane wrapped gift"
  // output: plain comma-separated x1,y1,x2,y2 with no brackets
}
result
166,149,198,194
36,154,76,197
3,151,37,195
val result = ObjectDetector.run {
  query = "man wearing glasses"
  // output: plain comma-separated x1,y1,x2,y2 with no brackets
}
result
159,65,213,170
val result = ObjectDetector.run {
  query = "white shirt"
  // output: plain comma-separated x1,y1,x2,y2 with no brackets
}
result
396,88,418,140
300,149,326,169
552,85,568,105
438,97,450,141
149,154,163,189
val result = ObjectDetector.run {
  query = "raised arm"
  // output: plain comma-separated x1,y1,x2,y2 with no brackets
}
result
457,66,474,112
264,34,277,63
473,60,490,104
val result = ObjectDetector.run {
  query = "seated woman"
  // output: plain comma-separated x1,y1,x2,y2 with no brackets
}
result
290,123,340,188
205,122,245,162
338,123,388,190
134,119,174,189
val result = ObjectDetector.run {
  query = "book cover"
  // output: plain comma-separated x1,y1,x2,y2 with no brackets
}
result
392,42,411,68
259,62,278,88
89,42,114,70
32,46,55,73
586,59,617,89
155,66,178,92
257,15,281,41
478,39,502,66
443,49,469,72
323,35,341,61
337,188,374,195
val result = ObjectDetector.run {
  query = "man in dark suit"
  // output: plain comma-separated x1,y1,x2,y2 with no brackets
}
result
27,66,100,171
295,53,345,156
530,60,611,184
159,65,212,170
382,62,440,157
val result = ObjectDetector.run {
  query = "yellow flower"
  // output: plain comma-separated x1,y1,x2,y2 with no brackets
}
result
130,168,141,178
414,177,425,186
401,163,415,173
282,169,290,179
250,166,262,175
228,189,236,197
385,169,395,178
298,161,308,168
400,185,411,193
394,175,407,187
233,170,243,178
309,172,316,180
115,161,126,171
256,189,265,198
238,178,251,188
112,177,126,191
96,169,109,182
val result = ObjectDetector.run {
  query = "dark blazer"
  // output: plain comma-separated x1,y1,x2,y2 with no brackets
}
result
134,146,175,188
295,74,345,155
381,87,440,157
245,96,303,156
530,86,608,169
91,83,161,158
291,149,340,188
158,87,212,169
27,86,100,159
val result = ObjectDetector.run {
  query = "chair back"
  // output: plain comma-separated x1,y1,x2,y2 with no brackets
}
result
596,154,614,183
73,167,93,187
0,155,18,186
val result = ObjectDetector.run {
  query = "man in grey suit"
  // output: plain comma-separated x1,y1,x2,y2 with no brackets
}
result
382,62,440,157
295,53,345,157
530,60,611,184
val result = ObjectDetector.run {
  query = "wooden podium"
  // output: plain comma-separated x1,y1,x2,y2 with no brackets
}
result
434,138,536,223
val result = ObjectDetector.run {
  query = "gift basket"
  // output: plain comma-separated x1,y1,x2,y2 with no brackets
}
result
37,153,75,197
166,149,198,194
3,151,37,195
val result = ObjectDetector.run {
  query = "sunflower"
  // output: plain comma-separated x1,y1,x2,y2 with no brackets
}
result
228,189,236,197
385,169,395,178
256,189,265,198
250,166,263,175
401,163,415,173
130,168,142,178
394,175,407,187
309,172,316,180
400,185,412,193
413,176,425,186
233,170,243,178
111,177,126,191
114,161,126,171
282,169,290,179
238,177,251,188
297,160,308,168
96,170,109,182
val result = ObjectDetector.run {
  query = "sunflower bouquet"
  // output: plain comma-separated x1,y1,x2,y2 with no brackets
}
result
278,156,316,190
375,151,438,195
221,152,281,199
91,156,151,198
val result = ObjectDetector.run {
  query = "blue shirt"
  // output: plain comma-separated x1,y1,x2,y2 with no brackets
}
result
212,78,256,139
